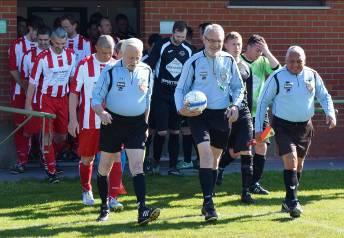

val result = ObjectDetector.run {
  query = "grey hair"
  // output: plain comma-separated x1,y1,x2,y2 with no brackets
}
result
203,24,225,39
51,27,67,39
115,39,125,53
286,45,306,61
121,38,143,53
96,35,115,49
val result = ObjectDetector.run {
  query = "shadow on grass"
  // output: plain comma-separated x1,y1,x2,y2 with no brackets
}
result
0,211,287,237
0,170,343,226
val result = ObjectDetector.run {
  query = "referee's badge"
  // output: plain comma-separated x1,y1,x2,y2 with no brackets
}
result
284,81,293,93
305,78,314,93
218,68,229,91
116,81,125,91
138,78,148,92
200,71,207,80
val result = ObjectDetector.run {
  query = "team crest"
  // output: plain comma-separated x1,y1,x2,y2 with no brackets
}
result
116,82,125,91
179,50,185,57
284,81,293,93
200,71,208,80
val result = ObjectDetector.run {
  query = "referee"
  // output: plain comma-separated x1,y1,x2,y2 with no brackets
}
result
92,38,160,225
255,45,336,218
175,24,244,222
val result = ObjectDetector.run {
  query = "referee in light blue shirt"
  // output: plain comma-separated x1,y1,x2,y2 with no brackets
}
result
175,24,244,222
91,38,160,225
255,45,336,218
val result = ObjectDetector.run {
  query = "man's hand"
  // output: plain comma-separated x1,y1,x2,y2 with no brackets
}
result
24,101,32,111
326,115,336,129
99,110,113,125
68,119,79,137
21,80,29,92
256,41,270,56
226,106,239,123
178,102,203,117
255,131,263,143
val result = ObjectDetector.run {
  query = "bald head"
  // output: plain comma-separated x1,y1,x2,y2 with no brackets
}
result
286,45,306,62
285,45,306,74
96,35,115,49
95,35,114,63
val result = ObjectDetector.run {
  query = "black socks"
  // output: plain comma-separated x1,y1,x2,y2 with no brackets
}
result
133,173,146,209
284,170,298,202
252,153,266,185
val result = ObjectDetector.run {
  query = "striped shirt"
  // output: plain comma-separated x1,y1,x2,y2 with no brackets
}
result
67,34,91,64
21,48,44,103
70,54,115,129
30,47,76,98
8,36,37,99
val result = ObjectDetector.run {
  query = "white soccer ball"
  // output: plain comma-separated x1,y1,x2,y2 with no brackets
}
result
184,90,207,112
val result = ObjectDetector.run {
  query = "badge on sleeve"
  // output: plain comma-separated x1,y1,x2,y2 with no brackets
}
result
305,78,314,93
138,77,148,92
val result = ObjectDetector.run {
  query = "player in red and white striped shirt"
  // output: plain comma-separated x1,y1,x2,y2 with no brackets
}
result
61,15,92,64
25,27,76,183
8,18,39,174
21,26,51,137
69,35,126,208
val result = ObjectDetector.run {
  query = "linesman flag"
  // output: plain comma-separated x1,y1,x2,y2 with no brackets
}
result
260,126,275,141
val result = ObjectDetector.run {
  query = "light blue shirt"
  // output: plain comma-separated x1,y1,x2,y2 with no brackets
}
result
174,50,244,111
92,60,154,116
255,65,336,132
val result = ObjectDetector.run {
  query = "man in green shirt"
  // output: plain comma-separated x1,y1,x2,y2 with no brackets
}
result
241,34,280,195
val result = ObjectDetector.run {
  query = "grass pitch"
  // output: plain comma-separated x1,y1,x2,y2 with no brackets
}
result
0,170,343,238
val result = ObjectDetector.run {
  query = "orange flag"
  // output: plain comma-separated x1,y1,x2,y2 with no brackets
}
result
260,126,275,141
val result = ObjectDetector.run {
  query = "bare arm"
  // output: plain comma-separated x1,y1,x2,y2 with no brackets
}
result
24,83,35,110
10,70,28,91
258,42,280,69
68,93,80,137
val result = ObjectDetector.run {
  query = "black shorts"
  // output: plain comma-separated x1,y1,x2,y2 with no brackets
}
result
153,97,181,131
180,116,189,128
253,113,271,144
272,116,313,158
100,110,148,153
228,106,253,153
148,98,156,130
189,108,230,149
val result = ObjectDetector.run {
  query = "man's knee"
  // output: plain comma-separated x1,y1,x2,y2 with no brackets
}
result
255,142,267,155
113,151,121,162
98,152,115,176
282,153,298,170
129,159,144,175
297,157,305,172
81,156,94,165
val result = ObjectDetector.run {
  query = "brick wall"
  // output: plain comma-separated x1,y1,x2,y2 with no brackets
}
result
0,0,16,121
141,0,344,157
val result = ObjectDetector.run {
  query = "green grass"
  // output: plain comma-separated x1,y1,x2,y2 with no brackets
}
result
0,170,343,238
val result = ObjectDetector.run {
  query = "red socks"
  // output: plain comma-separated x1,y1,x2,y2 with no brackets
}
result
79,161,93,192
108,161,127,198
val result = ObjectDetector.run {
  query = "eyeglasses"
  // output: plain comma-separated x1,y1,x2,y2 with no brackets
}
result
204,36,223,44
